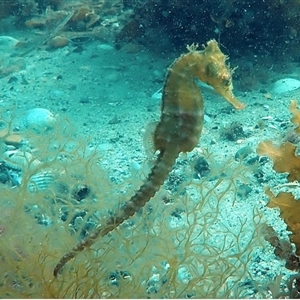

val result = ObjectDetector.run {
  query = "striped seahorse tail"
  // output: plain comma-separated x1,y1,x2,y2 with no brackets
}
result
53,149,178,277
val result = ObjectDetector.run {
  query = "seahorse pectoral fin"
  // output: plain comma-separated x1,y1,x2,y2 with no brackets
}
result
214,86,246,110
143,121,159,160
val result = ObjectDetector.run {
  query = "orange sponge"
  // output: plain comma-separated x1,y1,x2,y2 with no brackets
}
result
266,188,300,256
257,140,300,182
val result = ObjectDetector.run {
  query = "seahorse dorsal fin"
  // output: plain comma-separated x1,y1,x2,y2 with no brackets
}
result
143,121,159,161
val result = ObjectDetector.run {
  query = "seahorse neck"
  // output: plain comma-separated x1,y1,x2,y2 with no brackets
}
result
155,51,205,153
162,52,206,110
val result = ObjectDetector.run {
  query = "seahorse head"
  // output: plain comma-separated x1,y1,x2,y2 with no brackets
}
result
197,40,246,110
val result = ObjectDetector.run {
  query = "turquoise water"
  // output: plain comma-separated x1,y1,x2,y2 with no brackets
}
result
0,1,300,298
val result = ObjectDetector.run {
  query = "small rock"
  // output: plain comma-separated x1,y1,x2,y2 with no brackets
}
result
47,36,69,49
98,44,114,51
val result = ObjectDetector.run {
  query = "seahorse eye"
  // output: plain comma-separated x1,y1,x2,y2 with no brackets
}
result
222,78,231,86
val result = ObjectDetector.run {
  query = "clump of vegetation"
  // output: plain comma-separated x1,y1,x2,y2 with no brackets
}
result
193,156,210,179
221,121,247,141
0,110,115,297
257,100,300,297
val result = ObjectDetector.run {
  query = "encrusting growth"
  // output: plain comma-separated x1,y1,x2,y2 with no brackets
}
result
53,39,245,276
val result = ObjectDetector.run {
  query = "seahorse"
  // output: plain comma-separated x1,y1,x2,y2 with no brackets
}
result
53,39,245,277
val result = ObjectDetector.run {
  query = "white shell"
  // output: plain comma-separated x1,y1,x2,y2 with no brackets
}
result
2,149,42,171
271,78,300,94
27,170,56,192
14,108,56,133
151,88,162,101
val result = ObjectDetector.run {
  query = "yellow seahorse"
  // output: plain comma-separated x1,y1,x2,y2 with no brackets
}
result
53,39,245,277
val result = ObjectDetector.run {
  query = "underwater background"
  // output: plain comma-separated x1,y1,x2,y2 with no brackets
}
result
0,0,300,298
